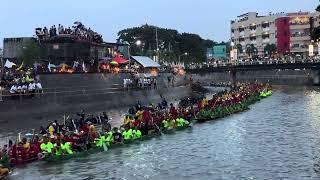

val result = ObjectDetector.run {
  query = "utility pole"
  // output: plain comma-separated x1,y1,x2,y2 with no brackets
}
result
155,27,159,63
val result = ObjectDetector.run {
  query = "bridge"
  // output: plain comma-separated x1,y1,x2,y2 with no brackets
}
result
185,62,320,85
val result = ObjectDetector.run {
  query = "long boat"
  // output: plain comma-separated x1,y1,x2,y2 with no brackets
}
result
41,124,191,163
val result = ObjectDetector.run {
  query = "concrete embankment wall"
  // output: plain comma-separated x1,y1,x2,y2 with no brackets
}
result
0,73,190,129
189,69,314,85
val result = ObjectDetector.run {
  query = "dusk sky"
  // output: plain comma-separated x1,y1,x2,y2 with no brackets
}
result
0,0,318,46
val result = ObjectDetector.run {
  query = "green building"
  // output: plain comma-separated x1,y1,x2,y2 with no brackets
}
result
213,45,227,58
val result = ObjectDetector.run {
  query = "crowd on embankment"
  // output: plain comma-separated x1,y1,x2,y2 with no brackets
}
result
0,82,272,178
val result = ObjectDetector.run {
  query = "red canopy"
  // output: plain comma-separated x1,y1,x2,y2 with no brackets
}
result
113,56,128,64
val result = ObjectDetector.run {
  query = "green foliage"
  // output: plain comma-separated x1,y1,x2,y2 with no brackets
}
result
264,44,277,55
236,44,243,53
245,44,258,57
311,27,320,41
316,4,320,12
117,24,215,64
19,41,41,65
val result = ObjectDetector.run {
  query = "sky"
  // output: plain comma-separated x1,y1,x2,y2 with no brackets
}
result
0,0,318,47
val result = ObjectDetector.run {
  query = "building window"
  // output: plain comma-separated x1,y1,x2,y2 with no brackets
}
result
250,25,257,30
262,23,270,28
262,34,270,39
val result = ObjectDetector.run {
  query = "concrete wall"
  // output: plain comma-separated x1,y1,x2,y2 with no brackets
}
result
0,73,190,130
189,69,314,85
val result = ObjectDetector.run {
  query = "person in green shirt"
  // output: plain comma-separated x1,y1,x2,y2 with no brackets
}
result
61,140,73,155
40,137,54,154
133,129,142,139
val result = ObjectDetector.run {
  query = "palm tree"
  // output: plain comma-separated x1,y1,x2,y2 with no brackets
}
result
245,44,258,57
264,44,277,56
236,44,243,54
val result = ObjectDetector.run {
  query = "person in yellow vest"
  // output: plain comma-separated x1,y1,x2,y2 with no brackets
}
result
48,123,55,136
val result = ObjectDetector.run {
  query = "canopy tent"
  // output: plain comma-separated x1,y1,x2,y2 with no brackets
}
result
131,56,160,68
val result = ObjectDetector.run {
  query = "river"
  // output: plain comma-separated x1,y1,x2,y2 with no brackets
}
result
5,86,320,179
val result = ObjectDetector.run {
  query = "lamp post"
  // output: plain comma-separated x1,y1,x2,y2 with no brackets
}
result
178,52,188,63
126,40,142,72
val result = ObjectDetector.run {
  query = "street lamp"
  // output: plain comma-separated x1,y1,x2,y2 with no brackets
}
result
125,40,142,72
179,52,188,63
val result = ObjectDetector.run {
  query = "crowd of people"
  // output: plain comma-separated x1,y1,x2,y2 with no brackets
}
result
0,67,43,99
0,82,271,177
35,22,103,43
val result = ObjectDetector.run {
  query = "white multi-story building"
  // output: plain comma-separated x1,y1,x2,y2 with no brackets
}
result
231,11,320,59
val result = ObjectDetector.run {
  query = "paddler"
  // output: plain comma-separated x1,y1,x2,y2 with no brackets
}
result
0,152,10,177
112,127,123,143
162,119,170,129
132,129,142,139
61,139,73,155
40,136,54,154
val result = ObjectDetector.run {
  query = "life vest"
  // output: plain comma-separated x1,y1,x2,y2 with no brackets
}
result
123,129,133,140
133,129,142,139
54,144,63,156
162,119,170,129
40,142,54,154
106,132,114,145
176,118,185,127
95,136,107,147
61,142,73,154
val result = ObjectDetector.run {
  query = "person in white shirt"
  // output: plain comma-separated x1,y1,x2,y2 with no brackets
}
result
36,81,43,94
16,84,22,94
22,83,28,94
10,84,17,94
10,84,17,100
28,81,36,97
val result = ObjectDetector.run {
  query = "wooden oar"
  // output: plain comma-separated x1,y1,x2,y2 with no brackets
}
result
71,120,79,133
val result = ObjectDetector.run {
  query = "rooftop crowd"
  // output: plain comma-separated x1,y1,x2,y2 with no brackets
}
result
35,22,103,43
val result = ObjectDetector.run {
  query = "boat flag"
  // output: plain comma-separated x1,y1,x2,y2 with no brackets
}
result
82,61,87,73
48,62,51,72
4,59,16,68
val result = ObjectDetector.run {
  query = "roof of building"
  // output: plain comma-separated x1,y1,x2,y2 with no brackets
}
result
131,56,160,68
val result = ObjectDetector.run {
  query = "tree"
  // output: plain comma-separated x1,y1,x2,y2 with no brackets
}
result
245,44,258,57
19,41,41,65
264,44,277,56
117,24,214,63
236,44,243,54
316,4,320,12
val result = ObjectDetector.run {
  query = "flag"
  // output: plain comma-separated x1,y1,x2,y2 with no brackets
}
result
16,62,24,70
82,61,87,72
48,62,51,72
4,59,16,68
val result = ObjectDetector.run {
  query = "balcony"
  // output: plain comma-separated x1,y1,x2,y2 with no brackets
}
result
290,24,310,30
290,35,310,41
262,38,270,43
239,31,245,36
250,40,257,44
250,29,256,34
263,27,270,32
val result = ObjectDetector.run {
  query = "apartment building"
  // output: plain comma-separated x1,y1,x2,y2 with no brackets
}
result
231,11,320,59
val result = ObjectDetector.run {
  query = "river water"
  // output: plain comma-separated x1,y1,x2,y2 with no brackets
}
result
5,86,320,179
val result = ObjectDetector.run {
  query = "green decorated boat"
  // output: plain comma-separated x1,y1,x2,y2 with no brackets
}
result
41,125,190,163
